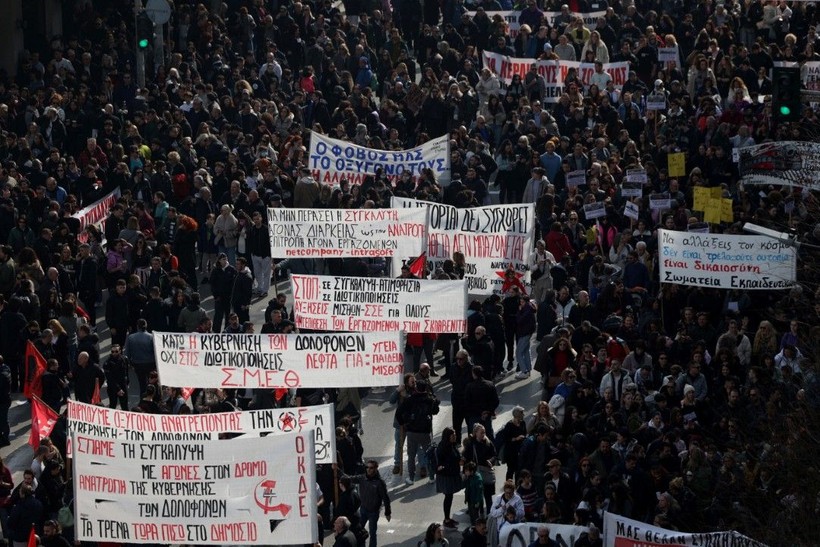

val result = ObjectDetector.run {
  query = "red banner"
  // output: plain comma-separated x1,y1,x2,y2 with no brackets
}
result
29,396,59,449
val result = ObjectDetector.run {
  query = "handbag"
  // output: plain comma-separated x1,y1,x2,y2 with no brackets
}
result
473,444,496,485
58,504,74,528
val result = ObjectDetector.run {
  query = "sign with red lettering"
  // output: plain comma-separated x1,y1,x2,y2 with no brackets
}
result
154,332,405,389
73,431,317,544
268,208,426,258
72,189,121,244
308,131,450,186
481,50,629,102
603,512,766,547
66,400,337,463
391,198,535,296
291,274,467,333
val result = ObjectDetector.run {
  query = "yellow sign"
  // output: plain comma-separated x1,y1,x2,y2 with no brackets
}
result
710,187,723,199
693,187,708,211
668,152,686,177
704,199,722,224
721,198,734,223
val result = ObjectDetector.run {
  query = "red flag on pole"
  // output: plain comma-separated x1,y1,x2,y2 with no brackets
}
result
23,340,47,399
29,396,59,450
91,378,101,405
408,252,426,278
27,526,37,547
274,388,288,402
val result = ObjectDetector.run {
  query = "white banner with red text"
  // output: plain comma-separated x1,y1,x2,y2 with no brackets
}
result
73,431,316,545
482,50,628,101
73,188,121,243
603,512,767,547
391,197,535,295
67,400,336,464
154,331,405,389
307,131,450,186
658,229,796,290
291,274,467,333
267,207,426,258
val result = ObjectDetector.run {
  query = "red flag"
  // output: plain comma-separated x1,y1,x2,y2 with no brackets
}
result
29,396,59,450
408,253,426,278
180,387,194,400
23,341,47,399
92,378,101,405
274,388,288,402
27,526,37,547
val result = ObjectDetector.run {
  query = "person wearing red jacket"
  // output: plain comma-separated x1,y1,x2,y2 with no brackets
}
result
406,332,437,375
545,222,573,263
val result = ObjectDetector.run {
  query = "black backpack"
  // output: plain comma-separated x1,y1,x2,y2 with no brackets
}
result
425,442,438,479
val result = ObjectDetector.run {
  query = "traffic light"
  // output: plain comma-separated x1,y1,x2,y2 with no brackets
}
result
136,12,155,51
772,66,802,123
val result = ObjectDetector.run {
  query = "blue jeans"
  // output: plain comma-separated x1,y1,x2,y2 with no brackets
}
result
405,431,431,479
218,245,236,265
516,335,532,373
359,507,380,547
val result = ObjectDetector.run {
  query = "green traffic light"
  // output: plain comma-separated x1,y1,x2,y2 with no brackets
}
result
780,105,791,116
139,38,149,48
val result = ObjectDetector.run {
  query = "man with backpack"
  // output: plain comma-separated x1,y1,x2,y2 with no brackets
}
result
397,379,440,485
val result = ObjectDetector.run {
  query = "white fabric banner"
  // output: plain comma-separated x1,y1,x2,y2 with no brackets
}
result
603,512,767,547
67,400,337,464
737,141,820,190
291,274,467,333
73,431,317,545
155,332,405,389
307,131,450,186
482,51,629,101
496,522,589,547
73,188,121,243
391,197,535,295
268,207,426,258
658,229,796,289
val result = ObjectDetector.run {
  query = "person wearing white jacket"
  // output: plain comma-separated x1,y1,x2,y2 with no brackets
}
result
475,68,501,113
598,359,635,402
488,480,525,532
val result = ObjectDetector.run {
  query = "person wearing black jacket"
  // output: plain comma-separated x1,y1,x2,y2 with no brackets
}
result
462,326,494,379
209,253,235,333
502,287,521,371
0,298,28,392
103,345,130,410
75,245,98,326
68,351,105,404
396,380,440,484
435,427,464,529
464,366,500,440
7,485,44,544
231,257,253,324
105,280,130,347
350,460,391,547
450,350,473,438
0,357,10,446
40,359,67,414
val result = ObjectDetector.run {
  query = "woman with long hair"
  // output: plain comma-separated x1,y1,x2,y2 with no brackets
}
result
463,423,498,512
420,522,448,547
435,427,463,529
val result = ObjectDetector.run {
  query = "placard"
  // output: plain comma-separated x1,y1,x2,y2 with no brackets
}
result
721,198,734,223
268,208,425,258
566,170,586,187
646,94,667,110
649,192,671,210
391,197,535,295
667,152,686,177
704,198,722,224
155,332,405,389
482,51,628,102
67,400,337,464
603,512,766,547
658,229,796,289
657,47,679,62
687,222,710,233
73,432,317,545
583,202,606,219
308,131,450,185
737,141,820,190
624,201,640,220
692,186,708,211
291,275,467,333
625,168,647,184
620,182,642,198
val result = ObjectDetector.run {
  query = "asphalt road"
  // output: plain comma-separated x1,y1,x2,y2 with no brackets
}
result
3,273,544,547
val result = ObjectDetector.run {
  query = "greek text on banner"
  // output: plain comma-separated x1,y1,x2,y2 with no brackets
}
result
291,274,467,333
391,197,535,296
66,400,337,464
268,207,426,259
603,512,767,547
658,229,796,290
308,131,450,186
73,431,317,545
154,331,406,389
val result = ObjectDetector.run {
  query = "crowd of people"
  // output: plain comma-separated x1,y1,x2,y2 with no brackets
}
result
0,0,819,545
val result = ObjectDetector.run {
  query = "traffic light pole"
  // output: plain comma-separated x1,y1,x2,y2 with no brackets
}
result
135,0,146,87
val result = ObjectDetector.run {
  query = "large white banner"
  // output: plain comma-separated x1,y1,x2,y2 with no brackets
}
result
802,61,820,91
466,11,604,38
658,229,796,290
73,431,317,544
482,51,628,101
307,132,450,186
737,141,820,190
268,207,426,258
67,400,337,464
392,197,535,295
73,188,121,243
155,331,405,389
603,512,767,547
495,522,589,547
291,274,467,333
